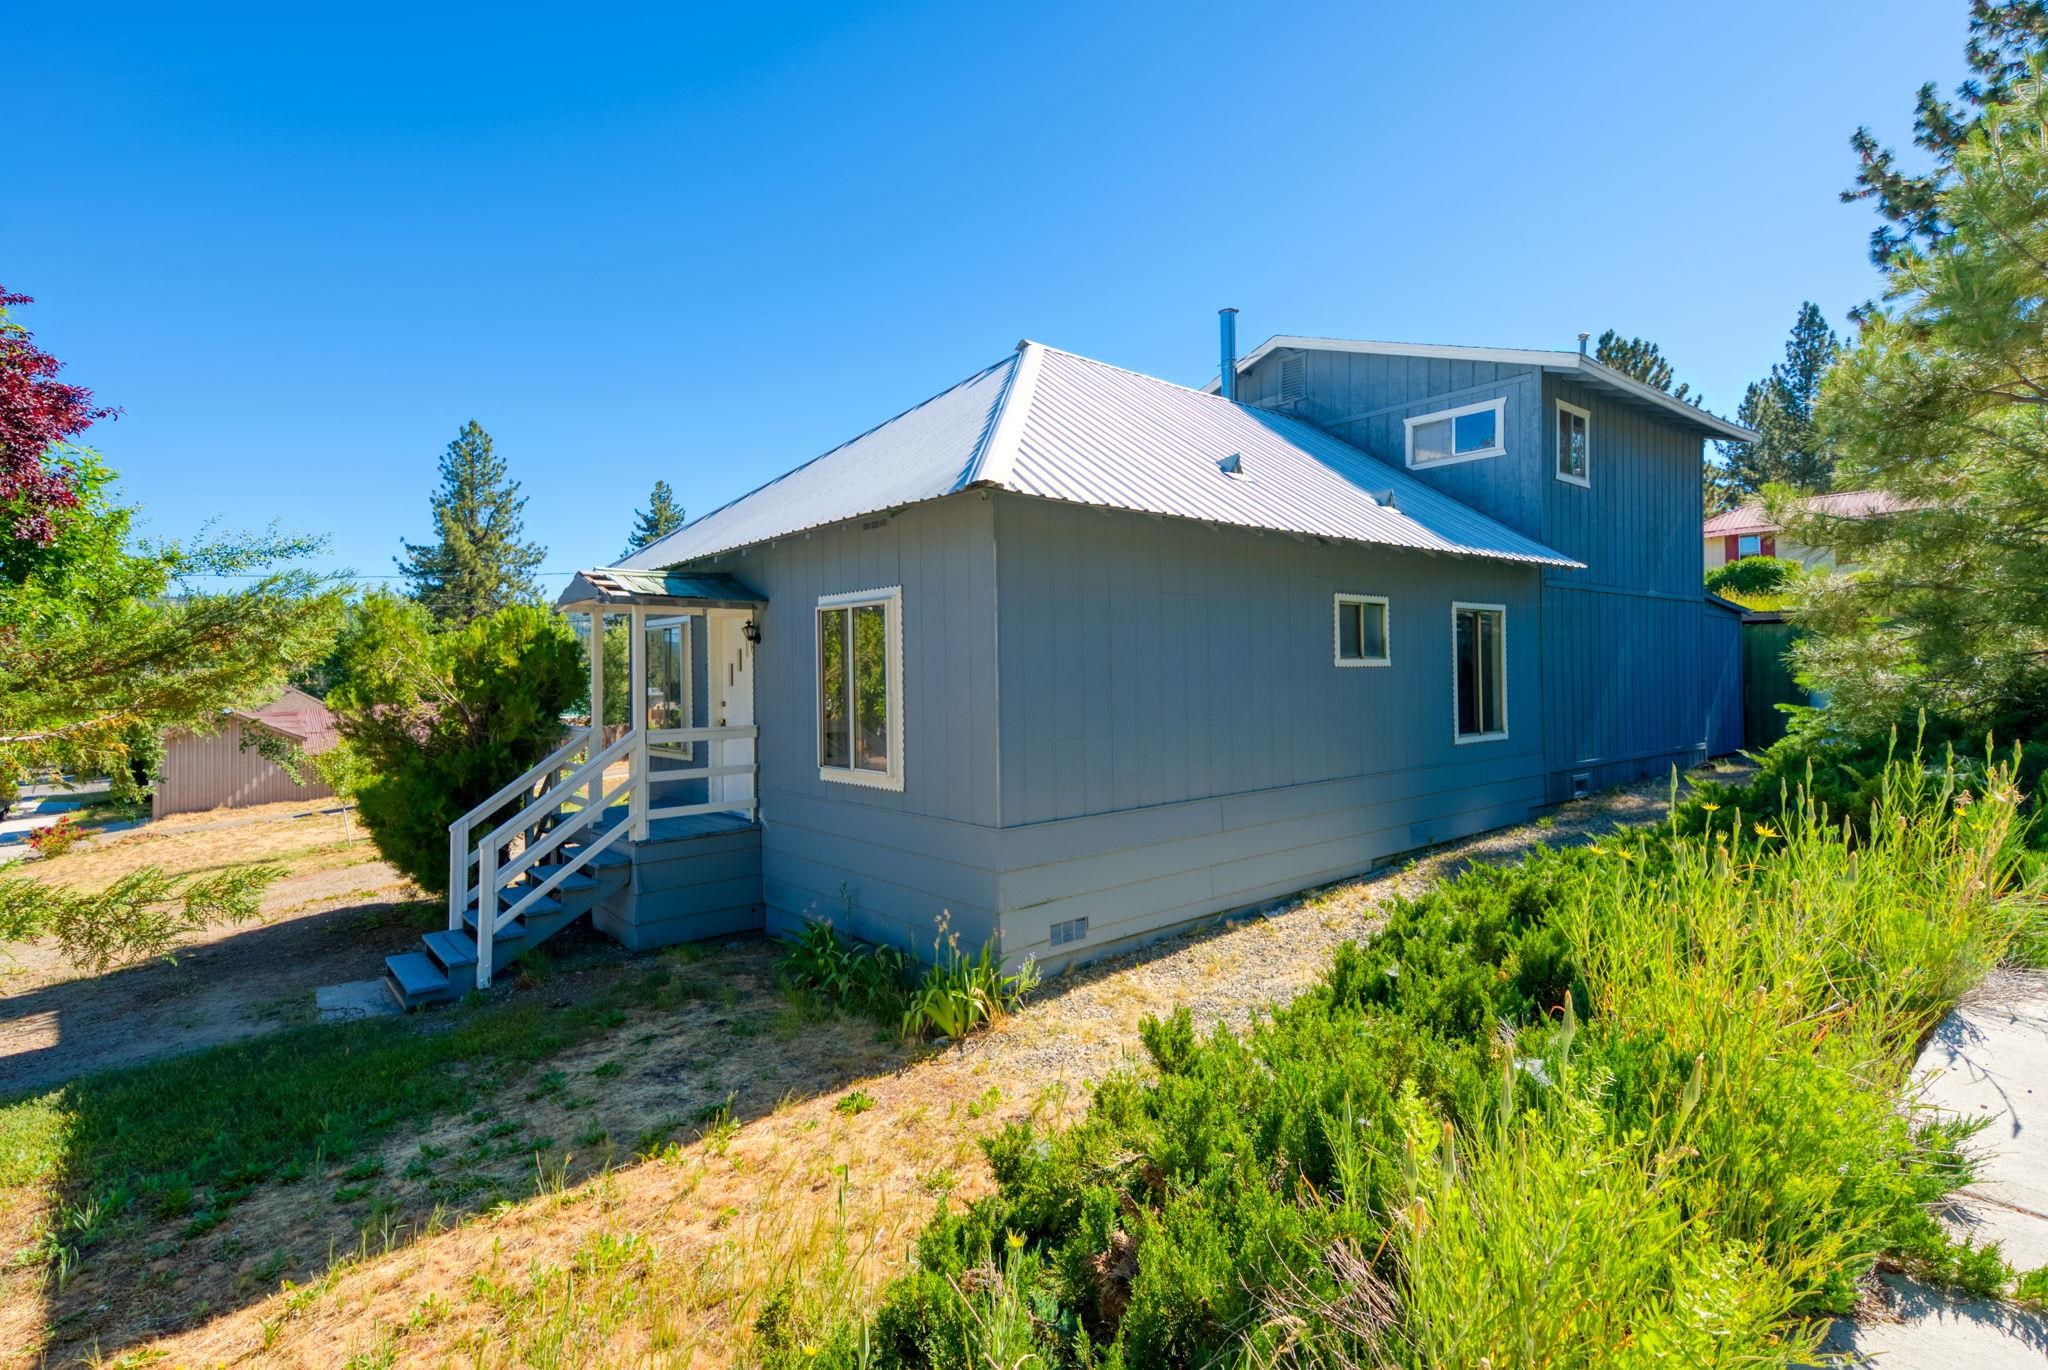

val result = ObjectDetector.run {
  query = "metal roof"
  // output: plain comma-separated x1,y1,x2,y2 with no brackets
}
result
1220,334,1759,443
620,341,1579,572
555,567,767,611
1702,490,1915,537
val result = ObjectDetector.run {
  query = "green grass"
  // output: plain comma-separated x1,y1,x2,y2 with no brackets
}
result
0,960,716,1260
792,751,2044,1369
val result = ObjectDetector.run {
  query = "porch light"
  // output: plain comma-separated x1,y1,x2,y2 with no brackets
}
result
742,619,761,644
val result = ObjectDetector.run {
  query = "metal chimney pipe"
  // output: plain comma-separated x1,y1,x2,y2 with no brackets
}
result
1219,308,1240,400
1577,332,1590,356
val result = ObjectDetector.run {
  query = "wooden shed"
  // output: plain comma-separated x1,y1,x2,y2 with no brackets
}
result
153,687,339,818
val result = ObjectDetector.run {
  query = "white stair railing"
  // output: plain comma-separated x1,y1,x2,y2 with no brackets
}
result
445,721,761,991
468,728,636,989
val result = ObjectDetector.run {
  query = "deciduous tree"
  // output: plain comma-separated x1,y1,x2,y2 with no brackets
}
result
0,286,115,546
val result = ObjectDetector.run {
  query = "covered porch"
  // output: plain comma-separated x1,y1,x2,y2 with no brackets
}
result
385,568,769,1008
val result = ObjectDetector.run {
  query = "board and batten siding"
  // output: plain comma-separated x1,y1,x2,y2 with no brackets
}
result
152,721,336,818
689,492,1004,956
1536,375,1720,798
1236,347,1735,804
988,494,1545,967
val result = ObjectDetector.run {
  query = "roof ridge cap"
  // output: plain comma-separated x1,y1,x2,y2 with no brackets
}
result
960,340,1044,491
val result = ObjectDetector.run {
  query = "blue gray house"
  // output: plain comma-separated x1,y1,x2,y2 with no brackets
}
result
383,317,1752,1007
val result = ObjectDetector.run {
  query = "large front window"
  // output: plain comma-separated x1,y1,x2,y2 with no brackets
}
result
817,586,903,789
1453,603,1507,742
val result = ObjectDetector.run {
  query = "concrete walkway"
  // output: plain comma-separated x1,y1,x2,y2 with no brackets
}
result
1825,970,2048,1366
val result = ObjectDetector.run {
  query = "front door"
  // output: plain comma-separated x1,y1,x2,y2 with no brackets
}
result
709,610,757,808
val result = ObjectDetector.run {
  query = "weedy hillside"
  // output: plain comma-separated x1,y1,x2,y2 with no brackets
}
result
790,753,2046,1367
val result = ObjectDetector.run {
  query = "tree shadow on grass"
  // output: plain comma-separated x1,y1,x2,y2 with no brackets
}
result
8,927,917,1366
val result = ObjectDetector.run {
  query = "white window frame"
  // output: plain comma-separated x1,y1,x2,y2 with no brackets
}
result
643,613,695,732
1736,534,1762,558
815,585,905,791
1554,399,1591,488
1404,397,1508,469
1332,593,1390,668
1451,601,1509,744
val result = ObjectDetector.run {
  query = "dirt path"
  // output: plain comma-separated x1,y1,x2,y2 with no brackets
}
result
46,769,1717,1368
0,803,422,1096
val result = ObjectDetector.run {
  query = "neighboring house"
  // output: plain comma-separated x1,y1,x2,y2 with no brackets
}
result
385,321,1756,1007
1703,490,1909,572
154,686,338,819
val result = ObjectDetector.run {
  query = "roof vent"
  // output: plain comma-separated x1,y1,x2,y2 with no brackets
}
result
1218,453,1244,477
1374,489,1398,509
1275,350,1307,404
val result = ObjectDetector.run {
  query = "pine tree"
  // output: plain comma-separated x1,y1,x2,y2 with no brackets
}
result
623,478,685,558
1716,304,1842,504
395,421,546,625
1845,1,2048,266
1592,331,1702,405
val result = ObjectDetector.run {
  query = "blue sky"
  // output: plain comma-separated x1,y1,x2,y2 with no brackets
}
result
8,0,1965,591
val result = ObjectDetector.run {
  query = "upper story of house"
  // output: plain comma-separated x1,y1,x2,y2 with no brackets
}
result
1225,335,1754,601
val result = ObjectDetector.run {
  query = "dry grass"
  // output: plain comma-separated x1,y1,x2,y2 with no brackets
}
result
9,767,1732,1367
26,801,369,895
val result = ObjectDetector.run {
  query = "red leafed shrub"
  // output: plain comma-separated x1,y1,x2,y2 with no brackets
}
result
0,286,118,545
27,814,85,858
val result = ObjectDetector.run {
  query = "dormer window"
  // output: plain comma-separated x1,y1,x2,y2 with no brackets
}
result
1405,398,1507,469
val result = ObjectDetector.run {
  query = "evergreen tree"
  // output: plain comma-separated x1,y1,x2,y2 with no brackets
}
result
1845,1,2048,266
623,478,685,557
395,421,546,624
1593,331,1731,510
1592,331,1702,405
1717,304,1842,503
1790,55,2048,730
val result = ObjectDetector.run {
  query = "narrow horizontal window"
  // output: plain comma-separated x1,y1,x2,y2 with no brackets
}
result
1555,400,1590,486
1453,603,1507,742
1405,398,1507,468
817,587,904,789
1333,593,1390,667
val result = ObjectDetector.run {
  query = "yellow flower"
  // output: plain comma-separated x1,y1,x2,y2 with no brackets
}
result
1006,1230,1027,1250
1753,821,1779,839
1699,801,1721,812
802,1345,820,1358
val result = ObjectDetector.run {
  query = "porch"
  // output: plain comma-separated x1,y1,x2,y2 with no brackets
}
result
382,568,769,1009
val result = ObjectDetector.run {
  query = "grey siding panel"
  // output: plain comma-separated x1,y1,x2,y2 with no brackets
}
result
671,493,1005,960
152,722,336,818
991,496,1547,963
994,497,1544,827
1703,604,1744,756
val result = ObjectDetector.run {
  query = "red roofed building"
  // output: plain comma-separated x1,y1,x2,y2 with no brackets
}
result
1703,490,1912,573
152,686,340,818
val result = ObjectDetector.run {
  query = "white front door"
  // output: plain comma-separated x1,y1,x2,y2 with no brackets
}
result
709,610,756,808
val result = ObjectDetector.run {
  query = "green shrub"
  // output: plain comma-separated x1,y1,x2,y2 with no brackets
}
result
783,919,912,1024
321,594,585,894
1705,553,1802,597
784,914,1038,1044
25,813,84,858
834,750,2040,1366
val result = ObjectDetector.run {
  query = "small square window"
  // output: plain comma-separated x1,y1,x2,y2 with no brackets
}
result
1737,534,1762,558
1334,594,1389,667
1405,399,1507,467
1555,401,1590,486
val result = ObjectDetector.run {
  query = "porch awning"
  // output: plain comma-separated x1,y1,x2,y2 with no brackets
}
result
555,567,767,613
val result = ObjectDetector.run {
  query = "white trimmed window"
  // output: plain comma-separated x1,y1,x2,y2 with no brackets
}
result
1405,398,1507,468
1333,594,1389,667
1452,603,1507,742
816,586,904,790
1555,400,1591,486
